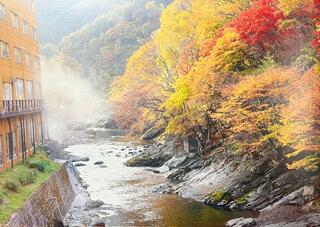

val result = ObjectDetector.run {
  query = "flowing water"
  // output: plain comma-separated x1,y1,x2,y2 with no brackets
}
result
65,133,255,227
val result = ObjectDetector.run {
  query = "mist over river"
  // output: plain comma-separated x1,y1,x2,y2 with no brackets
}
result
64,132,255,227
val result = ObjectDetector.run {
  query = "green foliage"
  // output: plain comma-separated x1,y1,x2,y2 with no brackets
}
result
17,170,36,186
0,192,5,206
28,160,57,173
29,161,47,172
293,48,318,73
4,179,21,193
54,0,171,91
0,151,60,224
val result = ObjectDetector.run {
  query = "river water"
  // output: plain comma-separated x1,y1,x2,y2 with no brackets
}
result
65,134,255,227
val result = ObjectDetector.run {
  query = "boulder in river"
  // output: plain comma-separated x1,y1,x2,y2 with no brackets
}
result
94,161,104,165
86,200,104,209
70,156,90,162
75,163,86,167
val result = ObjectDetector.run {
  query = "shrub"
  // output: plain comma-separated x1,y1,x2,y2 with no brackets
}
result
29,160,48,172
4,179,21,192
17,169,36,185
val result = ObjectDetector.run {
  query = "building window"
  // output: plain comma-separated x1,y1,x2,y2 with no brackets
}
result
34,82,41,99
38,122,42,143
26,52,31,66
0,3,5,21
22,20,29,33
0,41,9,58
32,27,38,41
3,82,13,100
14,47,22,63
29,119,34,146
34,56,40,69
6,132,17,160
11,11,19,29
16,79,25,100
26,80,33,99
0,136,3,165
30,0,35,12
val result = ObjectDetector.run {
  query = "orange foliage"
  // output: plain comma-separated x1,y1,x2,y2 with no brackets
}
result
216,68,299,157
279,67,320,170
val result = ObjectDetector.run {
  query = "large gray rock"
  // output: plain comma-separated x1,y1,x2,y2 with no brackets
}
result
264,186,317,210
226,218,256,227
262,213,320,227
142,126,165,140
70,156,90,162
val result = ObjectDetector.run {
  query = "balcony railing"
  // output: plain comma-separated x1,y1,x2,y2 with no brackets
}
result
0,100,44,118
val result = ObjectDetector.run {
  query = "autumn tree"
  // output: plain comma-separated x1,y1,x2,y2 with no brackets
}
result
216,68,299,160
163,53,239,152
208,28,258,72
231,0,284,54
278,67,320,171
312,0,320,54
109,41,166,133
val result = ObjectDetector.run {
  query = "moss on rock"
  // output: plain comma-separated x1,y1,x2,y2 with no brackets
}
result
207,190,232,203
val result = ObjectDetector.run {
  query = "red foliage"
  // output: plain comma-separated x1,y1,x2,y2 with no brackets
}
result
231,0,284,51
312,0,320,53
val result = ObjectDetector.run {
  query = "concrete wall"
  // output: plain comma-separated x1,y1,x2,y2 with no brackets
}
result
5,163,75,227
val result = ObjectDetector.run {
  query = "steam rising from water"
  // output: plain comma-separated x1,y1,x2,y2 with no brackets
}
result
41,56,109,141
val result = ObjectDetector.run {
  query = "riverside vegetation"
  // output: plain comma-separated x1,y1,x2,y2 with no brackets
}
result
109,0,320,225
0,149,60,224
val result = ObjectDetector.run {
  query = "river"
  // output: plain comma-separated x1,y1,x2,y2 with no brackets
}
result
65,132,255,227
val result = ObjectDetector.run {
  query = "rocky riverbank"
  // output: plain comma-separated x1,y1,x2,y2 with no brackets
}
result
125,139,320,226
43,140,109,226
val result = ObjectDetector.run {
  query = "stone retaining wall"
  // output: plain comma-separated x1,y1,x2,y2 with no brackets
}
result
5,163,75,227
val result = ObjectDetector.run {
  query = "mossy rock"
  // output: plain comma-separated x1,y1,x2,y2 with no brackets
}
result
126,156,153,167
235,196,248,205
207,190,232,204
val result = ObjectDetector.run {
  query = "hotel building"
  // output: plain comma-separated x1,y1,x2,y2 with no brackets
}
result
0,0,44,172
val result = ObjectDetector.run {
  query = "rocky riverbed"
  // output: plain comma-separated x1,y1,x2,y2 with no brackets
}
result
44,126,256,226
125,139,320,226
44,122,320,226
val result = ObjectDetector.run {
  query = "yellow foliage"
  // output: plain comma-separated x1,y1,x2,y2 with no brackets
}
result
210,28,256,72
217,68,299,154
154,0,253,74
108,41,165,132
278,68,320,170
192,0,252,44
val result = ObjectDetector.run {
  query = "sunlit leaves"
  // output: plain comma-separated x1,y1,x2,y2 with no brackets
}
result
209,28,257,72
217,68,298,156
231,0,285,52
278,67,320,170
